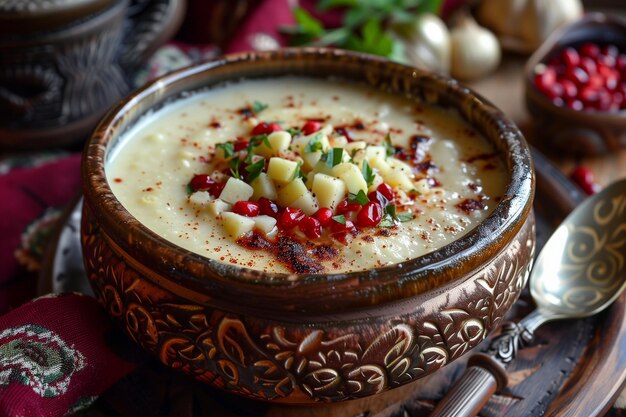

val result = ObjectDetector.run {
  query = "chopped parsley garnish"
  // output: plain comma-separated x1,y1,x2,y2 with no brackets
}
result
245,134,271,163
384,133,395,157
322,147,344,168
229,157,242,179
396,212,414,222
216,142,235,158
332,214,346,225
185,182,194,195
252,100,269,114
361,159,374,186
348,190,370,205
245,159,265,182
292,160,305,181
379,204,413,227
286,127,302,137
304,133,324,153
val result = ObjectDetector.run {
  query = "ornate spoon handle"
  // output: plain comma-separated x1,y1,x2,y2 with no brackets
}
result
430,310,554,417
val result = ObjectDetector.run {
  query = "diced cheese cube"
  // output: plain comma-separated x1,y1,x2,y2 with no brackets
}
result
219,177,254,204
208,199,232,216
222,212,255,238
277,178,308,207
251,173,278,201
253,215,277,235
302,151,322,171
255,131,292,157
370,156,391,176
267,157,299,184
345,141,367,154
365,146,386,160
386,159,415,191
330,135,348,148
312,173,346,210
332,162,367,195
291,191,319,215
188,191,213,207
386,171,414,191
292,132,330,155
311,159,334,176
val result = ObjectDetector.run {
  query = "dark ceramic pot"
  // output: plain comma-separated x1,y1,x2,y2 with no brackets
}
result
0,0,186,150
525,13,626,155
81,48,535,404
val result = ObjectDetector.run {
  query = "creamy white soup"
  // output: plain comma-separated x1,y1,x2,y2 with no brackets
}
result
107,77,507,274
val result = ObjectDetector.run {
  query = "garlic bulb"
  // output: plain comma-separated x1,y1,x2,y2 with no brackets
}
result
476,0,583,53
450,14,501,81
393,13,451,74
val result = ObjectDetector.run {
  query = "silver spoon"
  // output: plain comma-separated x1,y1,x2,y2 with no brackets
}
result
430,177,626,417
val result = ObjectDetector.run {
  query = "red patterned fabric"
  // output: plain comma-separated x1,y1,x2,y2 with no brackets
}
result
0,154,82,314
0,294,139,417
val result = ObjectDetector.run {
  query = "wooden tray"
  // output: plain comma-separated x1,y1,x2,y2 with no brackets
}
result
41,149,626,417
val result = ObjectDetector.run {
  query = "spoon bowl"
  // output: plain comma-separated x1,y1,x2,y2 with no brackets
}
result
531,179,626,318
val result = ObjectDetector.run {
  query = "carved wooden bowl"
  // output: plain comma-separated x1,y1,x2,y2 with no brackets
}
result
81,48,535,404
525,13,626,155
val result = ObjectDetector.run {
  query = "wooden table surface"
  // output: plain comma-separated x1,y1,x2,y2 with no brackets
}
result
468,54,626,188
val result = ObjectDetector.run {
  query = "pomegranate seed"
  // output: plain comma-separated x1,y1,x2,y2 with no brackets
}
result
313,208,334,226
616,54,626,72
579,57,598,75
566,67,589,85
336,199,361,214
570,166,600,195
251,122,282,136
580,43,600,58
534,67,557,92
588,74,604,89
232,201,260,217
258,197,279,217
280,207,305,228
367,190,389,208
596,89,612,111
302,121,322,135
603,44,619,57
599,54,617,68
605,72,620,90
579,85,600,104
234,140,249,152
356,202,383,228
561,47,580,67
376,183,395,200
211,182,226,197
566,99,584,111
330,218,355,233
189,174,215,192
560,79,578,98
299,216,322,239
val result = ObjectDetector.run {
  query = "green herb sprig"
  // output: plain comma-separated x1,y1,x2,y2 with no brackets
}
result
282,0,443,59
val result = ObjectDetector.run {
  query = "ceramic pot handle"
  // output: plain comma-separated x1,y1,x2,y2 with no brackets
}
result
119,0,187,72
429,353,508,417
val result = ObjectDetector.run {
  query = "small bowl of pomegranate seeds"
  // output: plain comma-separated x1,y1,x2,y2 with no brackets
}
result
82,48,534,404
526,13,626,155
